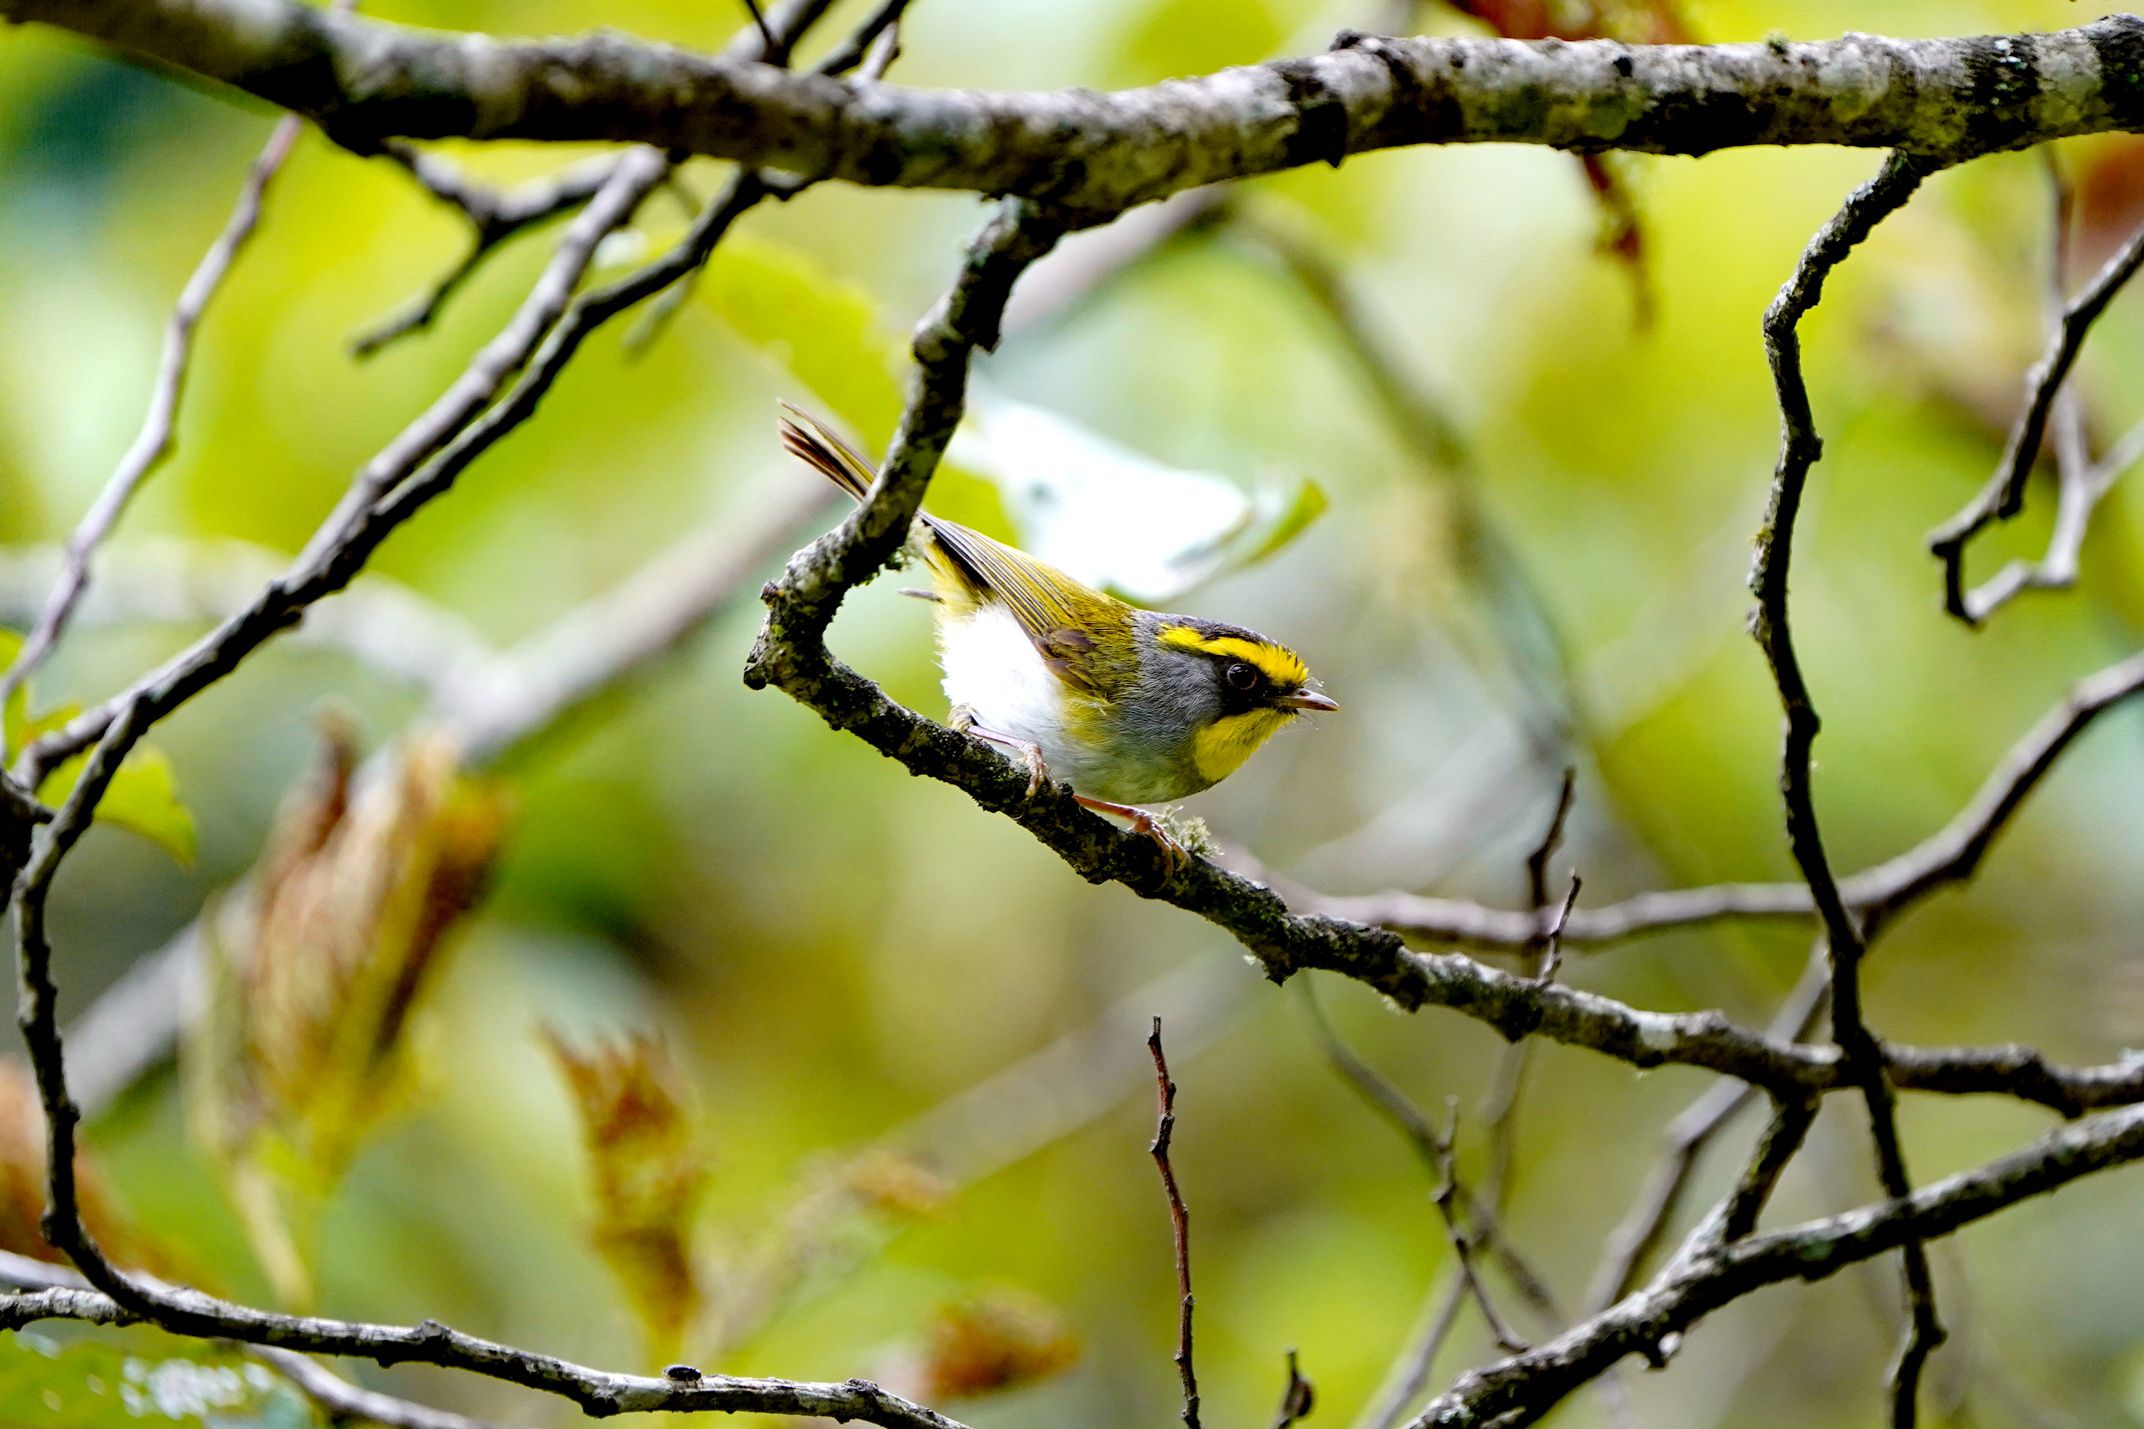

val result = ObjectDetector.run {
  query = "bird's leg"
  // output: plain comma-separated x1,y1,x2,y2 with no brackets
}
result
949,706,1051,799
1073,794,1187,876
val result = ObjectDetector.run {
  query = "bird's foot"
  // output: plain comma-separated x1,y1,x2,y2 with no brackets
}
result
950,708,1052,801
1074,795,1188,877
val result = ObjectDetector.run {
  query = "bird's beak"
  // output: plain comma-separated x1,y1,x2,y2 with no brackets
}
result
1274,688,1340,713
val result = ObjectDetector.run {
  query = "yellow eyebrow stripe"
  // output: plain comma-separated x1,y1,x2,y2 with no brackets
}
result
1157,626,1308,687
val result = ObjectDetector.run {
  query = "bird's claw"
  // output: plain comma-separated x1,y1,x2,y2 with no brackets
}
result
951,708,1052,802
1123,808,1188,878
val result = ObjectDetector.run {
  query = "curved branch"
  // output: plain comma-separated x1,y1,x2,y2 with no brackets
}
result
1752,149,1945,1424
11,2,2144,209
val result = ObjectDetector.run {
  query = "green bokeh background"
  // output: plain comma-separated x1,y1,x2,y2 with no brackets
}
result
3,0,2144,1424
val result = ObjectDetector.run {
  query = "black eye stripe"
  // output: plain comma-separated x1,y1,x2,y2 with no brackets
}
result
1224,661,1259,691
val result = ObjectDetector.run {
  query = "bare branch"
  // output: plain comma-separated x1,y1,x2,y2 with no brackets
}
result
1585,949,1830,1313
1409,1101,2144,1427
1701,1095,1819,1247
0,113,308,727
0,1253,510,1429
14,4,2144,209
1148,1018,1201,1429
1752,148,1943,1424
14,155,752,788
1430,1100,1528,1355
0,1280,973,1427
1957,160,2144,622
349,151,620,357
1532,877,1580,987
1931,212,2144,623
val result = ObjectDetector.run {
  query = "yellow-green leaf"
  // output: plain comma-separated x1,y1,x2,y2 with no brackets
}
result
702,234,905,442
701,235,1011,539
0,629,26,754
38,742,197,867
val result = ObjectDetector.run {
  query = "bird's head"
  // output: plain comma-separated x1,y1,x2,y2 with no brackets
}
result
1148,619,1337,784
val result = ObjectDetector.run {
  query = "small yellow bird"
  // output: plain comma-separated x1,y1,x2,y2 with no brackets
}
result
780,404,1336,859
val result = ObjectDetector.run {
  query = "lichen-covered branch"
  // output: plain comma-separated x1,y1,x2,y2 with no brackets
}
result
12,2,2144,210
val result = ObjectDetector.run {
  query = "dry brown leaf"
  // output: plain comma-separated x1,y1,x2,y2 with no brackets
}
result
920,1292,1081,1403
185,718,507,1307
542,1027,709,1362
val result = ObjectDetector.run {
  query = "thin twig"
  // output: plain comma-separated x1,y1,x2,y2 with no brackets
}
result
1930,205,2144,622
1584,947,1831,1313
1753,148,1945,1425
348,227,497,358
1962,159,2144,621
737,0,775,53
1522,769,1576,927
1700,1096,1821,1247
351,0,834,357
0,112,308,729
1148,1017,1202,1429
1531,875,1580,987
1431,1099,1529,1354
622,0,914,355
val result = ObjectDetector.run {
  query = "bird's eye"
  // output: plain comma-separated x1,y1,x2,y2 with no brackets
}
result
1225,662,1259,692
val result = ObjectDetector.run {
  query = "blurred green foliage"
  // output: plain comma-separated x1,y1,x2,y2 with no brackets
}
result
2,1,2143,1426
2,631,198,864
0,1334,323,1429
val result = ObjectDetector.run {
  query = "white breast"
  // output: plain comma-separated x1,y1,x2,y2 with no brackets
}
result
937,604,1070,755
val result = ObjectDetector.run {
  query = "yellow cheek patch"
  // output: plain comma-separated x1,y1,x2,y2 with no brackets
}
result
1157,626,1309,688
1191,709,1292,783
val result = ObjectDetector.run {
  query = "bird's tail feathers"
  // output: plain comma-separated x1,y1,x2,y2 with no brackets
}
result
778,402,877,501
